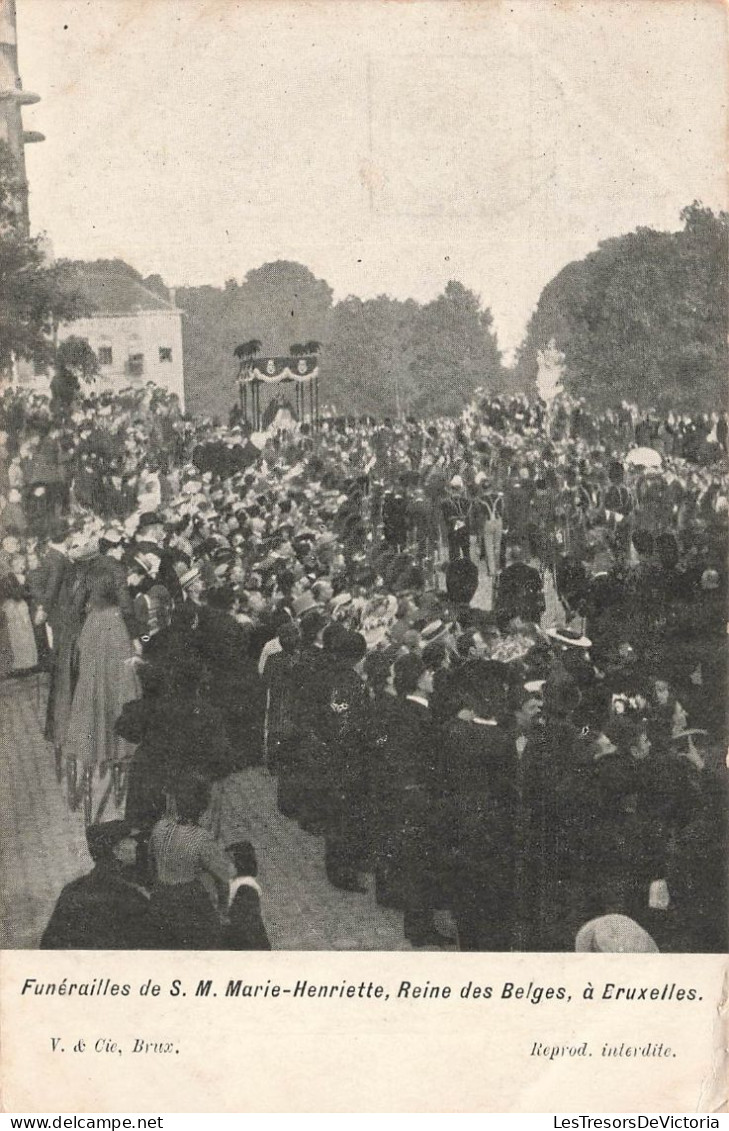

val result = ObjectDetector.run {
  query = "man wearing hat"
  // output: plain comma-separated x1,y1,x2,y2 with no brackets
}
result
40,821,155,949
29,518,71,658
440,658,518,950
133,512,184,603
371,653,450,946
441,475,472,561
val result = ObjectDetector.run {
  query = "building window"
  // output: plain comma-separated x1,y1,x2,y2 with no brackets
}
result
98,347,113,365
128,353,144,377
159,347,172,362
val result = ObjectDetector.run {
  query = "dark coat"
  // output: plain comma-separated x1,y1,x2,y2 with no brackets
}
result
312,662,371,857
439,715,518,949
117,693,233,827
194,606,264,765
43,559,91,747
29,547,68,642
370,694,441,909
221,883,271,950
279,645,332,826
494,560,545,627
40,864,155,949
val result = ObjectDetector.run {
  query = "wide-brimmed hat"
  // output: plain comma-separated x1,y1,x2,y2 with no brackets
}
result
669,726,708,742
292,591,318,617
575,914,658,954
546,626,592,649
329,591,353,617
420,619,452,647
179,563,204,590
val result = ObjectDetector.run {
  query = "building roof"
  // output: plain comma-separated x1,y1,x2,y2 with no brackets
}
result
68,265,181,317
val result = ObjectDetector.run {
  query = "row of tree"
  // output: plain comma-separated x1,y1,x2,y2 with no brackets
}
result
177,204,728,419
1,136,726,417
177,266,505,419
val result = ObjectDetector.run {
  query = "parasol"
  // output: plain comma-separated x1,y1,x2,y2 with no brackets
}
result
625,446,662,469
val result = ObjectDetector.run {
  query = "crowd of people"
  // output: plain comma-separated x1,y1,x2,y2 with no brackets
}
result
1,380,727,953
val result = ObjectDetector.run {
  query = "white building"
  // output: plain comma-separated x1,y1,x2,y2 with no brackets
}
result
56,265,185,410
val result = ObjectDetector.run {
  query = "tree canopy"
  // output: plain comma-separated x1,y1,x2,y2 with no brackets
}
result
178,266,503,419
0,143,88,377
177,261,333,418
514,203,729,410
50,335,100,410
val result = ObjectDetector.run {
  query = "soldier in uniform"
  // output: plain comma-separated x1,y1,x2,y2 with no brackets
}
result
441,475,472,561
382,481,410,553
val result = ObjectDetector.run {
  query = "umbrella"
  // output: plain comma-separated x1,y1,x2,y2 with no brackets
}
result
625,446,662,469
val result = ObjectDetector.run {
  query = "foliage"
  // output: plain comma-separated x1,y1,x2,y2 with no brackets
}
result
409,280,503,416
0,143,88,376
180,266,503,419
177,261,333,418
50,336,100,410
514,203,729,410
320,294,421,417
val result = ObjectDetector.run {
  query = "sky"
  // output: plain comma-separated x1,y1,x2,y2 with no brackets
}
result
15,0,729,359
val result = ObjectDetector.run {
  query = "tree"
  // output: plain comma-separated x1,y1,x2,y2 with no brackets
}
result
409,280,504,415
320,294,421,417
177,261,333,418
515,204,729,410
234,339,262,360
50,336,99,410
143,273,171,300
0,142,87,377
233,338,262,379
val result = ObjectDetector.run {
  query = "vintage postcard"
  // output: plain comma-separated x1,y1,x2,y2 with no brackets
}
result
0,0,727,1113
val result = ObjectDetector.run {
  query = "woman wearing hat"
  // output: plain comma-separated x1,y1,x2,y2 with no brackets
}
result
0,569,37,679
62,568,141,826
44,530,97,775
318,630,371,893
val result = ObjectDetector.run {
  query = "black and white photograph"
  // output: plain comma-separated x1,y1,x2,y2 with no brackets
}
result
1,0,727,961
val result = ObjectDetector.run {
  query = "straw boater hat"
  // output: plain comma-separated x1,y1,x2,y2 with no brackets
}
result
419,619,451,647
524,679,546,695
179,562,204,591
546,626,592,649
